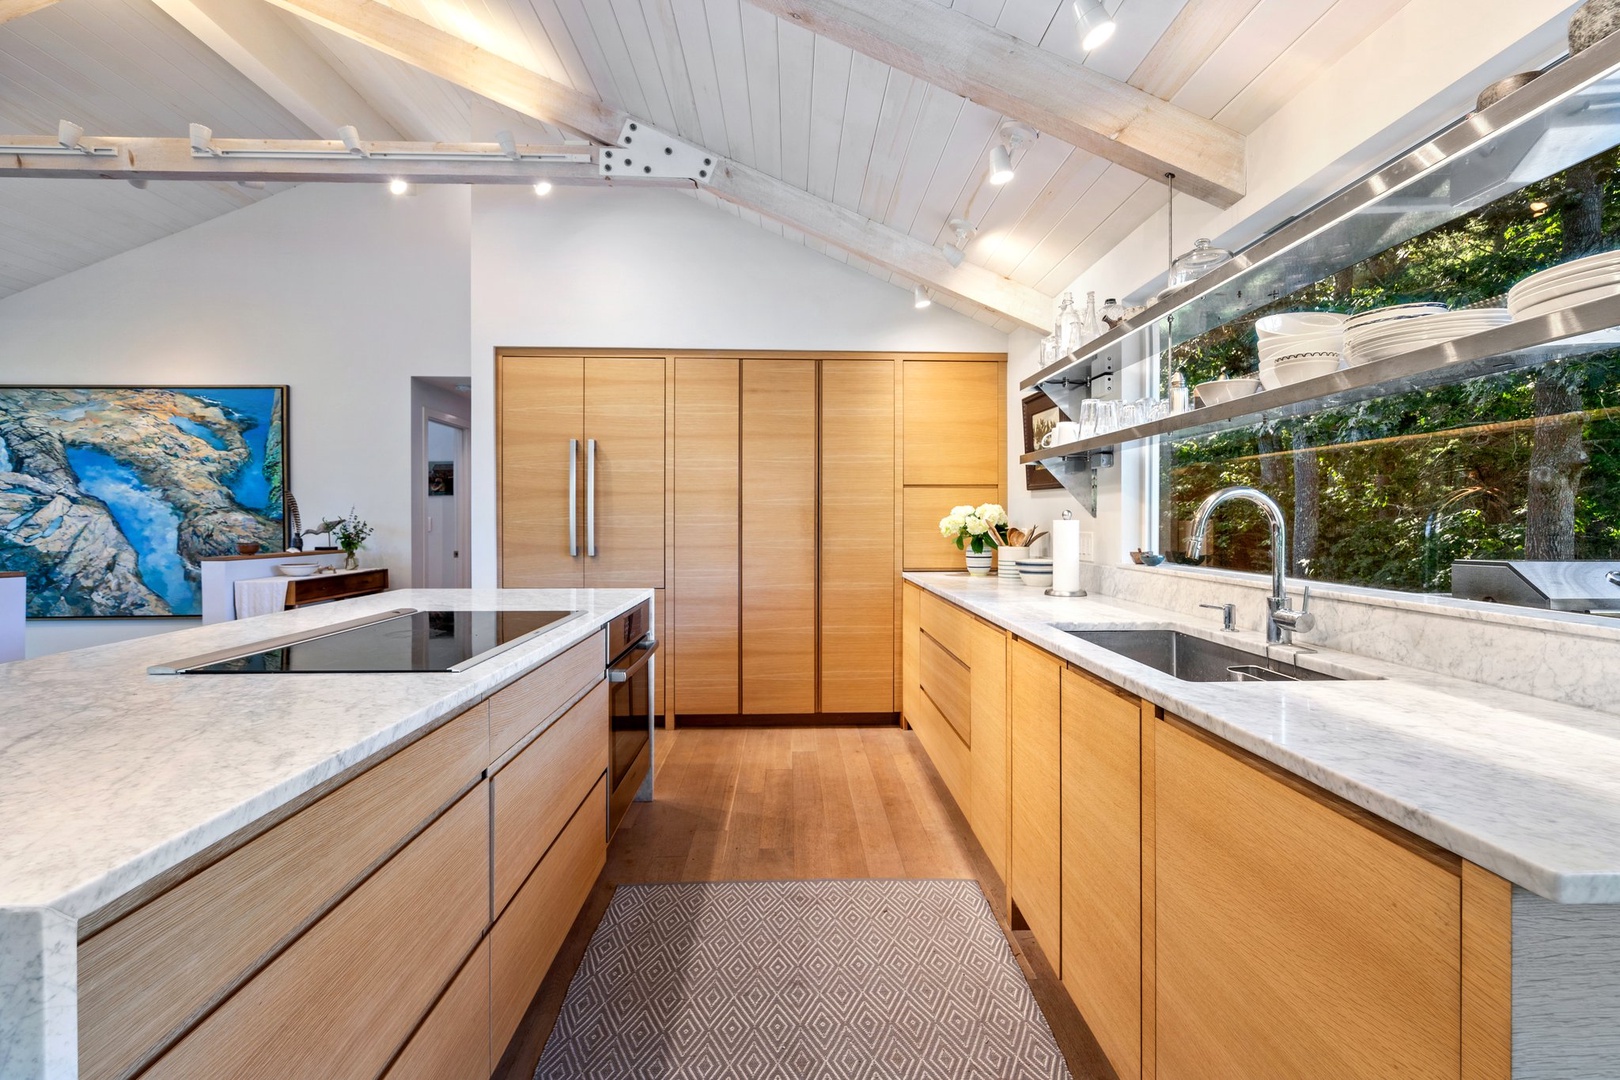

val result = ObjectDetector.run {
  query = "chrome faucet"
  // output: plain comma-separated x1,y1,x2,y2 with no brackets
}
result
1186,486,1315,644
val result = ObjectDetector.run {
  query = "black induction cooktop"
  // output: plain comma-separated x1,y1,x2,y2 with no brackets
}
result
150,608,583,674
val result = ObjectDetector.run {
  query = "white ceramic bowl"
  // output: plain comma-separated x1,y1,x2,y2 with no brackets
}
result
1195,377,1262,406
1271,354,1342,385
1344,303,1447,331
275,563,320,577
1018,567,1055,588
1259,333,1343,363
1255,311,1349,337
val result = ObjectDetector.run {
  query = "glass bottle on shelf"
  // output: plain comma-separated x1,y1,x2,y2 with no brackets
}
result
1081,291,1102,342
1168,368,1191,414
1038,333,1058,371
1100,297,1125,329
1054,293,1081,358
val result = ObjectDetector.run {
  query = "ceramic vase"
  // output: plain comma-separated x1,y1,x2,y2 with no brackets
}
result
964,550,993,576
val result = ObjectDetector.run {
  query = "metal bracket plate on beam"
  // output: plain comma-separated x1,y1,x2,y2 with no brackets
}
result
599,120,715,182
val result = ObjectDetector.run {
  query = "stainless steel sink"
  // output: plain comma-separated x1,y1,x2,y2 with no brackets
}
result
1065,629,1368,683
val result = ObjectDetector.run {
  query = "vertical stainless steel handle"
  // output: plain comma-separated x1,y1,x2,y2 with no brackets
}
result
568,439,579,558
586,438,597,557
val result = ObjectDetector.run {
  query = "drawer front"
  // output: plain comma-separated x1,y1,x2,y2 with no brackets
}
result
145,784,491,1080
919,591,973,661
79,707,489,1080
918,630,971,747
490,630,606,761
383,939,489,1080
492,680,610,915
287,568,388,605
491,776,607,1060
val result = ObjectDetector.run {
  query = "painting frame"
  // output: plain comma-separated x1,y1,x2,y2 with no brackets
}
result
1021,390,1064,491
0,384,291,619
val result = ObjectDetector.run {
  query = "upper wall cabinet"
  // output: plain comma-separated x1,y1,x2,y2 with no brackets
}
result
903,361,1003,487
498,355,666,589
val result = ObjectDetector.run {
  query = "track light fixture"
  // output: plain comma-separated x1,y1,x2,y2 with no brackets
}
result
57,119,86,153
987,122,1035,186
943,217,976,267
1074,0,1116,52
338,125,370,158
533,180,553,196
496,130,519,160
389,178,409,195
914,284,932,309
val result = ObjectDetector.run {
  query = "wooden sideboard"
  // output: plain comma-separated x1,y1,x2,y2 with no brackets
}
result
283,568,390,608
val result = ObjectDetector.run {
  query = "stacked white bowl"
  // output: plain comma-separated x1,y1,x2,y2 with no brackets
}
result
1254,311,1348,389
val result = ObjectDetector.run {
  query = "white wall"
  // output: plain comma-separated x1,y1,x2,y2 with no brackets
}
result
0,183,472,655
467,184,1008,585
0,179,1003,652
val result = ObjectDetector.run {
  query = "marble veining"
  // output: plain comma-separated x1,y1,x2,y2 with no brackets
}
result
0,589,648,920
908,572,1620,905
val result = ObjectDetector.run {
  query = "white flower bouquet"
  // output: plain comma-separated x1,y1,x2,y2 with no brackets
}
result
939,503,1009,555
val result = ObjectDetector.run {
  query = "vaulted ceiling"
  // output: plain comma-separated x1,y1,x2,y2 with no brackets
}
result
0,0,1414,327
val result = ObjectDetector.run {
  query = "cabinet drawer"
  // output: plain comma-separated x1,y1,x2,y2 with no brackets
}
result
79,707,489,1080
144,784,491,1080
492,680,610,915
383,939,489,1080
490,630,606,760
286,568,389,606
919,591,973,661
918,630,970,747
491,776,607,1060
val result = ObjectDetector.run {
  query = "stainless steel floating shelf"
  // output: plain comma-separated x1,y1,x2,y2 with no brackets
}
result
1020,30,1620,396
1020,294,1620,465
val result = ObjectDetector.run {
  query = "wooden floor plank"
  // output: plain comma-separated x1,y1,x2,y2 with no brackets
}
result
493,726,1118,1080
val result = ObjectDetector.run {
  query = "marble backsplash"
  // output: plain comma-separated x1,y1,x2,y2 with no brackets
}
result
1079,561,1620,715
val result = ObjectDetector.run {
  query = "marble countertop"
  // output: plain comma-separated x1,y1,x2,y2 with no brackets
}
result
907,572,1620,905
0,588,648,920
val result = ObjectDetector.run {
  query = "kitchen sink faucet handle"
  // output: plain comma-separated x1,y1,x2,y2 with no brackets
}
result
1199,602,1237,632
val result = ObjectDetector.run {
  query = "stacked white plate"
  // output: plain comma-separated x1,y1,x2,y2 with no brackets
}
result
1344,308,1512,365
1344,303,1448,332
1508,250,1620,320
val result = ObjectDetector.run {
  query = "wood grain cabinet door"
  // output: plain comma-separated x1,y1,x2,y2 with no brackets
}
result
1154,717,1463,1080
901,360,1003,486
740,359,817,714
819,359,897,714
672,358,741,716
584,357,667,588
499,355,585,588
968,617,1009,884
1008,638,1063,972
1061,666,1144,1080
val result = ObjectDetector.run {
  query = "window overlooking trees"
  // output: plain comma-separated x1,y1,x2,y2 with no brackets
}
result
1163,147,1620,593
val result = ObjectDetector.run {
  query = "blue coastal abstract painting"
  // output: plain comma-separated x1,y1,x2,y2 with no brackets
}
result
0,387,287,617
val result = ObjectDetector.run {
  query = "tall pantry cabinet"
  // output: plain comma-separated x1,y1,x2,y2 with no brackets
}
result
497,351,1004,725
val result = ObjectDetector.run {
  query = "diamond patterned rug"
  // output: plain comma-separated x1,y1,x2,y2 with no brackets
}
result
533,879,1072,1079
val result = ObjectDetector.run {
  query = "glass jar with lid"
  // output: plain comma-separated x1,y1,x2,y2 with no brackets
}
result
1169,238,1232,288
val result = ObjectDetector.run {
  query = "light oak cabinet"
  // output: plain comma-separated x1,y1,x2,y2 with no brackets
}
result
906,591,1510,1080
900,359,1005,571
80,642,613,1080
1009,636,1062,970
900,583,1010,879
1061,666,1145,1080
1154,716,1465,1080
741,359,818,715
497,354,666,589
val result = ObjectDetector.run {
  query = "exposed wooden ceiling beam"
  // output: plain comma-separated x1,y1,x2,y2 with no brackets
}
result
152,0,405,141
741,0,1246,208
0,0,60,25
1130,0,1268,100
260,0,1054,329
0,136,607,185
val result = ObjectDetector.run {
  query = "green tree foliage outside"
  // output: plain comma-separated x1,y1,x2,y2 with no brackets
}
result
1165,148,1620,593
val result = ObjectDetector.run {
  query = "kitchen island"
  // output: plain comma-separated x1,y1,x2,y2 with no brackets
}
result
0,587,651,1080
905,572,1620,1080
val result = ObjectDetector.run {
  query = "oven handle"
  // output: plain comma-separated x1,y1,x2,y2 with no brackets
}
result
607,637,657,683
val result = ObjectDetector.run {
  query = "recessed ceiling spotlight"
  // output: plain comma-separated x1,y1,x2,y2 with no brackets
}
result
914,284,932,309
1074,0,1116,52
389,178,409,195
987,122,1035,186
534,180,553,196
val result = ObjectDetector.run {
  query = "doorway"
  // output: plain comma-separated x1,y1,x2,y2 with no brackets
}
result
411,377,472,589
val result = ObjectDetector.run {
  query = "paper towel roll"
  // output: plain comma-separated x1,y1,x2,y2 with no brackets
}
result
1052,517,1082,595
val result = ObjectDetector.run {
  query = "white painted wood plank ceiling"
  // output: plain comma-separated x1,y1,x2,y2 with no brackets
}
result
0,0,1415,314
